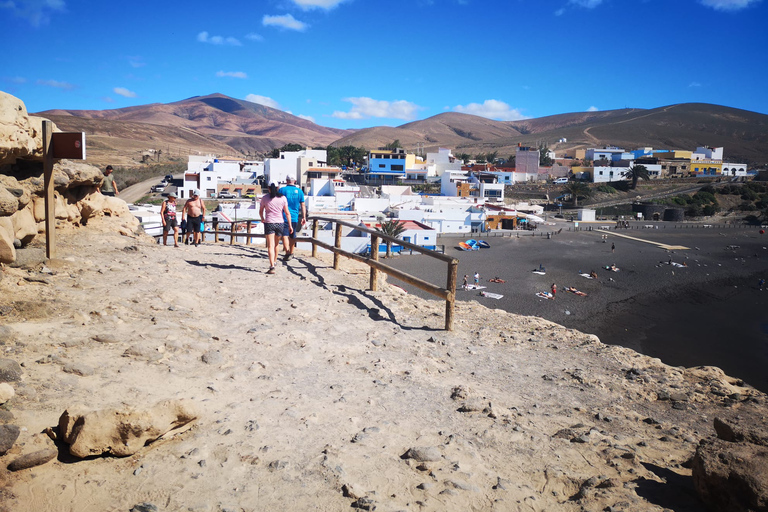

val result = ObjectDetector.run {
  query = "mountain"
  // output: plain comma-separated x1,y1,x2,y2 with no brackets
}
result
332,104,768,164
36,93,351,166
36,96,768,167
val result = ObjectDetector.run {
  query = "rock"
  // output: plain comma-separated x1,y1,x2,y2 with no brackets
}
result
7,448,58,471
0,424,21,455
0,359,22,382
129,503,158,512
0,382,14,403
692,437,768,512
92,334,120,344
457,400,484,413
201,350,223,365
63,363,95,377
58,399,198,458
11,207,37,245
402,446,442,462
450,385,468,400
0,91,37,166
714,417,768,446
0,410,14,424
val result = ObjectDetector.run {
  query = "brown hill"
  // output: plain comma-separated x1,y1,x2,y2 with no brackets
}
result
36,93,351,166
332,104,768,164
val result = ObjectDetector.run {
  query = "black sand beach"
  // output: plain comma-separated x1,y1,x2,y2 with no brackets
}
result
386,223,768,392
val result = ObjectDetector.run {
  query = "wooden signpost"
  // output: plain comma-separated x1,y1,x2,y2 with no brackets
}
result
42,120,86,259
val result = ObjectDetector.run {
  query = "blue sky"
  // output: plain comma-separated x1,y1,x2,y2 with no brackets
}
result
2,0,767,129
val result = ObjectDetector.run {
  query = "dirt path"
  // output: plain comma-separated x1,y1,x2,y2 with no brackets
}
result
0,220,765,512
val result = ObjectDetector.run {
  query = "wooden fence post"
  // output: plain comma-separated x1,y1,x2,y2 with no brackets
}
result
212,219,219,243
42,120,55,259
312,219,318,258
445,259,458,331
370,234,379,291
246,221,251,246
333,223,342,270
230,221,236,245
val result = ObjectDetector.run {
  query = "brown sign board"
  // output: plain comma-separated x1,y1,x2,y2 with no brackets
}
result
51,132,86,160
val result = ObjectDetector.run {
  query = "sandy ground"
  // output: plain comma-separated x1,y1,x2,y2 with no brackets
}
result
387,223,768,392
0,221,766,512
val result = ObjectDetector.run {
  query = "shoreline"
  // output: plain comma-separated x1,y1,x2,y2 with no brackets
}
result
386,226,768,392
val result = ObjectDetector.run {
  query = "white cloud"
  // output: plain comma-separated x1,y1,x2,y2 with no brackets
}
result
216,71,248,79
113,87,137,98
262,14,308,31
127,56,145,68
452,99,527,121
290,0,347,9
7,76,27,84
332,97,422,121
554,7,565,15
245,32,264,42
245,94,280,109
297,114,316,123
37,79,73,90
0,0,65,26
689,81,702,87
102,96,115,103
569,0,603,7
197,31,242,46
587,105,599,111
700,0,760,10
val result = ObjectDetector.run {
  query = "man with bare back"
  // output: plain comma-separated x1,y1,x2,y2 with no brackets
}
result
182,189,206,246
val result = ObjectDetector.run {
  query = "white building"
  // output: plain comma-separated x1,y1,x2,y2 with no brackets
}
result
693,146,724,161
721,163,748,176
264,149,328,187
182,156,262,199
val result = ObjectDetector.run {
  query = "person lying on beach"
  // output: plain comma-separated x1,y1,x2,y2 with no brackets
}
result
536,291,554,300
590,270,598,279
488,277,506,283
566,287,587,296
604,264,619,272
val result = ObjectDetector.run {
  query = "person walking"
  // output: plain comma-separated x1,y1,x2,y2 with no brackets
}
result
611,242,615,253
278,175,306,262
100,165,119,197
759,278,765,291
473,272,480,287
462,275,469,290
182,189,206,246
259,183,292,274
160,192,179,247
551,283,557,299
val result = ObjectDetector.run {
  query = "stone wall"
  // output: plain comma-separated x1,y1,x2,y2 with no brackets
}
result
0,91,139,264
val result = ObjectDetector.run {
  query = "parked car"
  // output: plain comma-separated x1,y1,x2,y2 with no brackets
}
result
554,177,569,184
217,192,236,199
164,174,174,182
243,193,255,199
151,183,166,192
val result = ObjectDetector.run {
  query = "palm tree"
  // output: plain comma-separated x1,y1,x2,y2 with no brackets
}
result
376,219,406,257
623,164,650,190
562,182,592,207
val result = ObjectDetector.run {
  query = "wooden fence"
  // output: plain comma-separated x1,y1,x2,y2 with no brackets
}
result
169,216,459,330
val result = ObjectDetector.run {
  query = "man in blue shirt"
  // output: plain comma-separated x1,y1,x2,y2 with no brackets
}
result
279,175,306,262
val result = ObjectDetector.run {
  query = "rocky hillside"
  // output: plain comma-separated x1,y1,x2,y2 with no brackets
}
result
37,93,352,166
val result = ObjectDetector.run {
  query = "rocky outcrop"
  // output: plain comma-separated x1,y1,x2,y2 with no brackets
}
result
57,399,199,458
692,417,768,512
0,92,139,263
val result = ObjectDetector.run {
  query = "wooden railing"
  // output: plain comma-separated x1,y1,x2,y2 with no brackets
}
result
169,217,459,331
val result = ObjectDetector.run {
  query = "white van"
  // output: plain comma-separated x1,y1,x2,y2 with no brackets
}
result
554,177,569,184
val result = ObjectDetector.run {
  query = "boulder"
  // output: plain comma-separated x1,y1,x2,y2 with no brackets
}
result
0,382,14,404
58,399,199,458
55,160,104,188
0,424,20,455
0,359,22,382
0,223,15,264
11,206,37,245
0,187,18,217
0,91,36,166
8,448,58,471
692,418,768,512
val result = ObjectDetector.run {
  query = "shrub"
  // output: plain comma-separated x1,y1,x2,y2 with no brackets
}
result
597,185,616,194
740,202,757,212
741,188,759,201
703,204,718,216
700,185,716,194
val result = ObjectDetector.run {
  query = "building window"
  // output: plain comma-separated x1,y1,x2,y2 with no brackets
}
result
391,165,404,171
379,164,385,168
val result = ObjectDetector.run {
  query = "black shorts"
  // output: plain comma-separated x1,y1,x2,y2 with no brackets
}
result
163,218,178,232
188,215,203,233
264,222,285,235
282,221,299,238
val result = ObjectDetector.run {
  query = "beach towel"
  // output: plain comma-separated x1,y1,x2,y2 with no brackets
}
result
532,270,546,275
579,273,594,279
466,284,486,290
671,262,687,268
480,291,503,299
536,292,554,300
